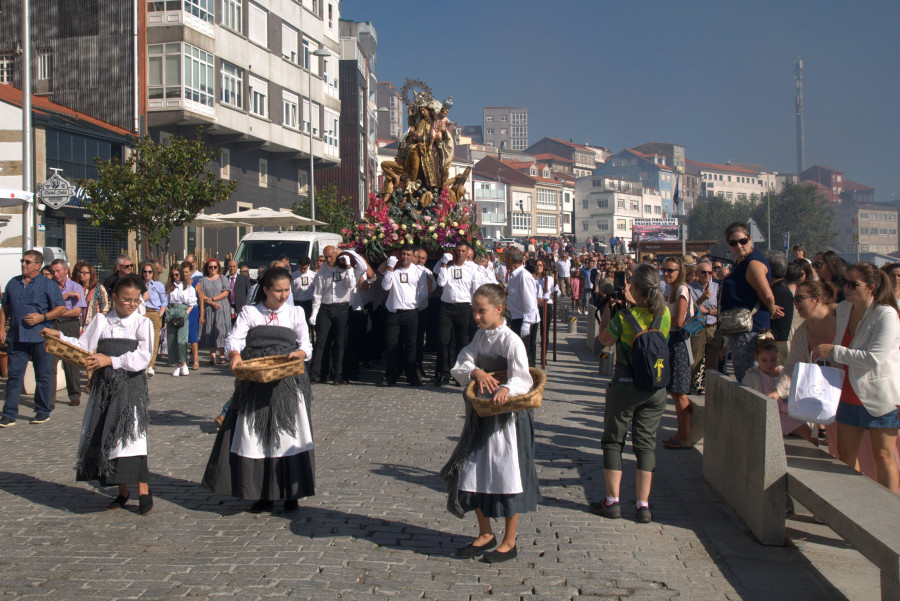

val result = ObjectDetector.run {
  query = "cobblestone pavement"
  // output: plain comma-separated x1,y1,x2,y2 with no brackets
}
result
0,319,859,600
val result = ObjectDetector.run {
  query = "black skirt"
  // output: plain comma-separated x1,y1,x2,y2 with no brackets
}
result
456,409,540,518
83,455,149,486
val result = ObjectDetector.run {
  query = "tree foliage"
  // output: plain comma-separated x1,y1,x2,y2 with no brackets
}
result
687,182,835,257
290,183,356,235
79,132,236,256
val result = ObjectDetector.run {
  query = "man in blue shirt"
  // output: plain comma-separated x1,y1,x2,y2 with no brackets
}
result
0,250,66,426
49,259,86,406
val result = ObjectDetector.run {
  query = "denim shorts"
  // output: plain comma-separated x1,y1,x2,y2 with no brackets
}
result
836,402,900,429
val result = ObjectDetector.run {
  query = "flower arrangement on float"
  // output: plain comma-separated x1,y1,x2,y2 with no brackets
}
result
341,188,484,262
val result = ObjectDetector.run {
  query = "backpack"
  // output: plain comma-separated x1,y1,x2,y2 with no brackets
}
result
620,309,670,390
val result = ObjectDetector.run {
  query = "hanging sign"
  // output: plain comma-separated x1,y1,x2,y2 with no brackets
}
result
37,172,76,209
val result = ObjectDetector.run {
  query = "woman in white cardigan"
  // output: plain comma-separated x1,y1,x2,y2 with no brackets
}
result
814,262,900,492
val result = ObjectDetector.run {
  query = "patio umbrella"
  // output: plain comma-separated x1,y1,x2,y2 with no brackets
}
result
0,189,33,208
185,213,251,229
213,207,326,229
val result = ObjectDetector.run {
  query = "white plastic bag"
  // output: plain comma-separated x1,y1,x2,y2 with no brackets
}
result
787,362,843,425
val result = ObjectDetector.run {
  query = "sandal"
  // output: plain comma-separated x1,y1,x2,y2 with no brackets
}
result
664,440,693,450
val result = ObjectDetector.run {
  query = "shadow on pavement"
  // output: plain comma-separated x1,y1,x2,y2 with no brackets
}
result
369,463,445,493
0,470,113,514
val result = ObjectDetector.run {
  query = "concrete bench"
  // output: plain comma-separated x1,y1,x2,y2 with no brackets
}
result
687,394,705,445
783,438,900,601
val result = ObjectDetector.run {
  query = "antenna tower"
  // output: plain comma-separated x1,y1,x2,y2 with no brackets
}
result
794,58,805,176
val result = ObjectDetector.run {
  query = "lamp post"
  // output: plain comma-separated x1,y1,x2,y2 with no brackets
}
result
308,47,333,233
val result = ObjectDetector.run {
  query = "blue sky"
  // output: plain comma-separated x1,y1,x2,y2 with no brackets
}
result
342,0,900,201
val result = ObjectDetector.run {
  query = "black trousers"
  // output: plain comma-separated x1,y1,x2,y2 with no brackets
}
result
510,317,537,368
416,308,428,369
384,309,418,382
310,302,349,380
51,318,82,402
343,307,368,380
436,301,472,378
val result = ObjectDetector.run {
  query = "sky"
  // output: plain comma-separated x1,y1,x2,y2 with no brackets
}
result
341,0,900,201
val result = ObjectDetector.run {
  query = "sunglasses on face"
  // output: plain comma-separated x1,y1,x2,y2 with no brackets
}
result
661,268,678,274
121,264,133,269
727,238,750,247
142,270,153,274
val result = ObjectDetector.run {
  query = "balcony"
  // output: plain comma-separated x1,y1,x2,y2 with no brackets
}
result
474,188,505,200
481,213,507,224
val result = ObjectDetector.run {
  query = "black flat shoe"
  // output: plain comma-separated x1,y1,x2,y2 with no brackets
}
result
283,499,299,512
106,494,129,510
249,500,274,513
455,535,497,558
139,491,153,515
481,546,517,563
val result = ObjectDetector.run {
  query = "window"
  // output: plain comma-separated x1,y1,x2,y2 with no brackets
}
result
597,221,608,231
596,198,608,209
37,49,52,80
220,148,230,179
222,0,241,31
582,199,588,209
537,189,556,210
485,116,493,122
258,158,267,188
500,115,507,121
537,214,558,230
302,38,310,69
248,2,267,47
616,219,626,231
644,205,651,213
654,206,661,214
500,128,507,135
248,74,268,118
512,212,531,231
302,99,310,133
184,0,213,22
324,108,339,157
297,170,308,195
220,62,242,108
282,91,299,128
486,128,494,135
583,221,589,232
310,101,320,136
148,42,214,111
0,53,14,84
617,200,625,209
282,24,299,63
327,2,333,29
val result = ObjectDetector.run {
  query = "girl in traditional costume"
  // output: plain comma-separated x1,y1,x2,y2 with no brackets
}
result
202,267,315,513
441,283,539,563
45,277,154,514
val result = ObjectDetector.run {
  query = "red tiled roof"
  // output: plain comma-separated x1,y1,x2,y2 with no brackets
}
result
533,153,572,164
547,137,590,150
686,158,758,175
842,179,874,191
552,171,575,182
0,84,133,137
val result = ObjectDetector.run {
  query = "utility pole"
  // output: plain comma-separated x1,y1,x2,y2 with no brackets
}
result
794,58,805,177
22,0,34,253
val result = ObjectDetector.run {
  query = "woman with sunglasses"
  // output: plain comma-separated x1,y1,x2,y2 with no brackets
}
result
197,258,232,366
812,251,847,302
813,263,900,492
719,222,784,382
140,261,166,377
661,257,695,450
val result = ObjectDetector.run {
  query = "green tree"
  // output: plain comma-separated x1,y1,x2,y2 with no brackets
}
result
290,183,356,235
751,182,835,254
686,194,759,256
79,132,237,256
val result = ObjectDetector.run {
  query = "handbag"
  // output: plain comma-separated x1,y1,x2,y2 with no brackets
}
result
787,362,843,425
718,302,760,335
167,315,185,328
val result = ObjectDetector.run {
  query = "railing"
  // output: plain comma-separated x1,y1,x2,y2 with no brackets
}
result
481,213,507,224
474,189,506,200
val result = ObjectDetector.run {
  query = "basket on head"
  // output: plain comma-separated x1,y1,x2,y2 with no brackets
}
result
464,367,546,417
42,334,91,368
233,355,305,383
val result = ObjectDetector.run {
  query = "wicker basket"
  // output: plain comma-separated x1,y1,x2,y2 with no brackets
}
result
42,335,91,368
233,355,305,383
464,367,546,417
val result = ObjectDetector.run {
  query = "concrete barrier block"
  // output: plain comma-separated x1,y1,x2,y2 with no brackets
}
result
702,371,787,545
23,359,66,395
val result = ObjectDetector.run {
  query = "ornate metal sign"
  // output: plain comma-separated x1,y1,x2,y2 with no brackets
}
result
37,171,76,209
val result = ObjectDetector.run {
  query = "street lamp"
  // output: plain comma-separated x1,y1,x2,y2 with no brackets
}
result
308,47,334,233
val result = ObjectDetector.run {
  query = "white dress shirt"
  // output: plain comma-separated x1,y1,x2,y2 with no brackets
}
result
311,261,366,314
434,260,479,303
291,269,317,303
506,265,540,324
168,281,198,306
495,263,508,283
61,310,153,372
382,263,430,312
555,258,571,279
225,302,313,359
415,265,435,309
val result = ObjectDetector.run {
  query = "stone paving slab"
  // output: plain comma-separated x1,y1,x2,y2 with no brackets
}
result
0,317,870,600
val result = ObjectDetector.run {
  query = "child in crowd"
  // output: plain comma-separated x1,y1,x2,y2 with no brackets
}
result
440,283,539,563
44,277,155,514
742,335,816,446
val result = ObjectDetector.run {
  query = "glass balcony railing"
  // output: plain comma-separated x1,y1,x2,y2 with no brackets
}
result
474,188,506,200
481,213,507,224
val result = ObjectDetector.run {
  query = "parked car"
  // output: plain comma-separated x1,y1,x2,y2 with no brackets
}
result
233,231,341,279
493,237,524,252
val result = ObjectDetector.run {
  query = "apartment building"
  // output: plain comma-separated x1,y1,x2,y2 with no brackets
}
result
526,138,596,177
482,106,528,151
799,165,875,204
471,177,507,241
832,202,898,255
687,159,778,203
574,176,663,245
375,80,403,140
595,149,676,216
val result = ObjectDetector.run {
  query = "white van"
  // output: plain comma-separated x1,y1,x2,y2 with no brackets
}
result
233,231,342,279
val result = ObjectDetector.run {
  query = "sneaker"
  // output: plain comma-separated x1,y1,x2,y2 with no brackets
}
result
29,413,50,425
588,499,621,519
172,367,182,377
636,505,652,524
147,367,155,377
180,364,189,376
0,417,14,428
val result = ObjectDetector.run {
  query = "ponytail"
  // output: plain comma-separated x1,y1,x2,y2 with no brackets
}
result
848,262,900,318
